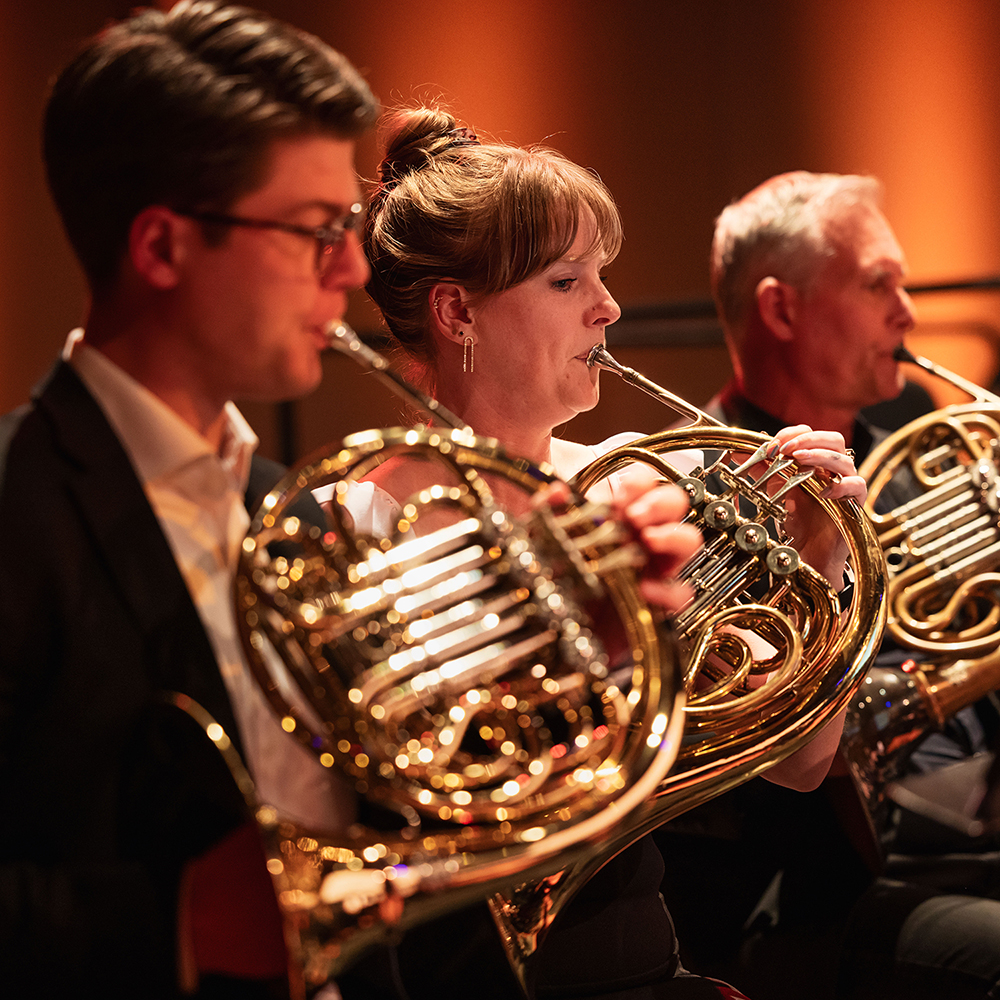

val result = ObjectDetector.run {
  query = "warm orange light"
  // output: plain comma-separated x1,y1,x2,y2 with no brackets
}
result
797,0,1000,386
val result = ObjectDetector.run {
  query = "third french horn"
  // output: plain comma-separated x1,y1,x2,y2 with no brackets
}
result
842,345,1000,841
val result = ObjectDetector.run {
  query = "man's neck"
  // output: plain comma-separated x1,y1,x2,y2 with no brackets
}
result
739,379,859,447
84,304,228,450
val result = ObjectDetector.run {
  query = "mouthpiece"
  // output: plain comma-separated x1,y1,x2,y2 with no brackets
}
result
587,344,613,369
891,342,999,403
581,342,726,428
325,321,358,350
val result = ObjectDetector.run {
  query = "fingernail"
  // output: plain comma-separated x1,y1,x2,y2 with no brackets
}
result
624,495,653,522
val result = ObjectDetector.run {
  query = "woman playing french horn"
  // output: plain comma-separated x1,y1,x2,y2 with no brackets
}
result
329,107,866,1000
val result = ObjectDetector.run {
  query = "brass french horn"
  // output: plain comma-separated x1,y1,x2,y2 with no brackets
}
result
488,347,887,993
841,345,1000,842
230,325,687,996
205,332,885,998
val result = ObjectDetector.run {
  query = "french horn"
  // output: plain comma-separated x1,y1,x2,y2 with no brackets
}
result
488,346,886,994
841,345,1000,843
229,324,688,996
198,332,885,998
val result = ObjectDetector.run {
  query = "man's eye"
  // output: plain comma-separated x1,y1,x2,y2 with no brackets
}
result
552,278,576,291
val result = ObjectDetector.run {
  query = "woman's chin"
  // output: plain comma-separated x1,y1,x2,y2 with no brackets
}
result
569,388,601,418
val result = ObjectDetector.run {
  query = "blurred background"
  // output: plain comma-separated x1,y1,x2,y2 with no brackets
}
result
3,0,1000,463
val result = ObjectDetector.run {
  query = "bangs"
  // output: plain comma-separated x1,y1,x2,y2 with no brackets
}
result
487,148,623,293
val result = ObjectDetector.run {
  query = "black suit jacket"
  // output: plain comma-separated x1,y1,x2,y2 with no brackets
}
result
0,361,295,997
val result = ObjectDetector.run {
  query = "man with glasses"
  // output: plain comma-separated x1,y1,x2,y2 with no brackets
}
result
0,4,710,998
0,2,377,995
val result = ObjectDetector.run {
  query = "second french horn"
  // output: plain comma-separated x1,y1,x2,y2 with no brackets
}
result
489,346,886,993
224,333,884,997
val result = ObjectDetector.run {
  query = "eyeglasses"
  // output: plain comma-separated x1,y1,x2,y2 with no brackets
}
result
174,201,365,283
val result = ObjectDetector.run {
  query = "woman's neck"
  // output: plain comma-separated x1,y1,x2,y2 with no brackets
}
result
433,385,555,467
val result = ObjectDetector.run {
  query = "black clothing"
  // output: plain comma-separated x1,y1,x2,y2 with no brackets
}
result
657,380,1000,1000
0,360,302,998
337,835,753,1000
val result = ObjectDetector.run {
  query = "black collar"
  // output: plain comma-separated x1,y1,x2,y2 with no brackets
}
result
715,380,877,465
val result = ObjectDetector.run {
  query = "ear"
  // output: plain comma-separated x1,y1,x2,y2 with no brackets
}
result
429,282,474,345
755,276,800,342
127,206,188,290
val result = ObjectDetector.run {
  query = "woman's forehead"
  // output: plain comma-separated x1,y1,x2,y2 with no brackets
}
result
562,230,611,264
557,208,608,255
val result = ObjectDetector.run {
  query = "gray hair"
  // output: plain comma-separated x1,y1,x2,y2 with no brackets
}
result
710,171,883,338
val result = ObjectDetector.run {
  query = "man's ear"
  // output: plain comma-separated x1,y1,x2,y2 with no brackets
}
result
756,276,799,342
128,206,188,290
429,283,474,345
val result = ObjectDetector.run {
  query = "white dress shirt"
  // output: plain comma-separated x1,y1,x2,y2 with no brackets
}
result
67,330,354,834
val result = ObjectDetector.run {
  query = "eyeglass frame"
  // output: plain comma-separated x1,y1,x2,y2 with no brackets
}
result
173,201,365,281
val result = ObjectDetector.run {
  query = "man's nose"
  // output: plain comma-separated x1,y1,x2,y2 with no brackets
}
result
323,230,370,292
895,286,917,332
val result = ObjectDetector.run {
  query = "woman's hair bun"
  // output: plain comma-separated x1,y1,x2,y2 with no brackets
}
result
377,106,463,188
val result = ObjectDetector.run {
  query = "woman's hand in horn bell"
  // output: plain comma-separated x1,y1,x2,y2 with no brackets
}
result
614,464,703,614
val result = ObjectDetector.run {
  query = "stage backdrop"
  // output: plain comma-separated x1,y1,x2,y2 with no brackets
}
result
2,0,999,460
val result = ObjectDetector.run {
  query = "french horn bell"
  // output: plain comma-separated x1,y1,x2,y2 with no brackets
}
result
231,325,688,994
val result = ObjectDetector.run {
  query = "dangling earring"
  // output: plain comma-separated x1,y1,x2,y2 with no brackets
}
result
463,335,475,374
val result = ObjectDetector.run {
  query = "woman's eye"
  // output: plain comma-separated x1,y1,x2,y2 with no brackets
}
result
552,278,576,291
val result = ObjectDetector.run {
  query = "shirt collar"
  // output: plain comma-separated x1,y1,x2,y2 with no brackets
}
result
64,328,258,491
716,379,876,465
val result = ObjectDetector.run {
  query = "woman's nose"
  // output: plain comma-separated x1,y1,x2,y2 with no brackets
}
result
593,285,622,326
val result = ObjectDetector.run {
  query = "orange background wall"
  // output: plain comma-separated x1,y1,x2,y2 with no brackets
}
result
2,0,999,460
